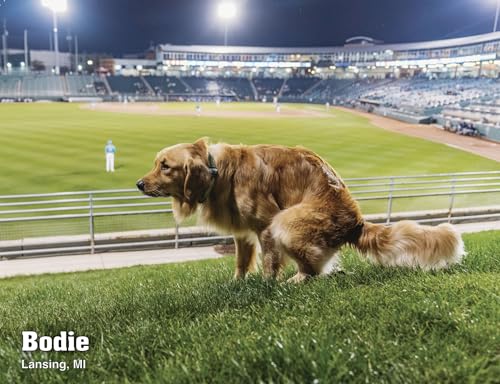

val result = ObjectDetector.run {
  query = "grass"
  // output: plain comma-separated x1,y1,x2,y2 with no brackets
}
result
0,230,498,383
0,102,498,240
0,102,497,195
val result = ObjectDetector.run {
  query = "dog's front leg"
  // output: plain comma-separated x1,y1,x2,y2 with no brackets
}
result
259,228,284,280
234,237,257,279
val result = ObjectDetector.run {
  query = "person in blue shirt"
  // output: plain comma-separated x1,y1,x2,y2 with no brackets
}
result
105,140,116,172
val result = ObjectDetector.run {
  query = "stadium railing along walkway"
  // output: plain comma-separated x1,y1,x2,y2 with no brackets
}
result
1,171,499,259
0,220,498,279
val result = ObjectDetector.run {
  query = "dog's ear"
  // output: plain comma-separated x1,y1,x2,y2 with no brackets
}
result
183,157,212,204
192,137,208,157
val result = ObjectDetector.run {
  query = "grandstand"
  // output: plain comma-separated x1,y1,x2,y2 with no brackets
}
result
1,31,500,140
216,78,255,100
252,78,285,100
0,76,20,98
66,75,98,96
281,77,321,99
144,76,191,95
106,75,151,96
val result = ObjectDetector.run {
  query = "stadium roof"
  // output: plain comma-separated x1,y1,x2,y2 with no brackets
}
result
344,36,384,45
158,31,500,54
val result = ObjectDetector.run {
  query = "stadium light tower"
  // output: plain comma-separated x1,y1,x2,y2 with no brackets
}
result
494,0,500,32
217,2,237,46
42,0,67,75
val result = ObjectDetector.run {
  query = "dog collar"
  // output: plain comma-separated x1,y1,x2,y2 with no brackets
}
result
199,152,218,203
207,152,218,177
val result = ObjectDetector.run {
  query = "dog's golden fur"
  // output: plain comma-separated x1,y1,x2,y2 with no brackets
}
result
139,138,465,282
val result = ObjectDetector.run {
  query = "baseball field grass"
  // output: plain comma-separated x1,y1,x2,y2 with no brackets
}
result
0,102,498,195
0,230,498,383
0,102,498,240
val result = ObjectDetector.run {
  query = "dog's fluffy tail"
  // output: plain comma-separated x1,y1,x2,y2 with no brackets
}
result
354,221,465,270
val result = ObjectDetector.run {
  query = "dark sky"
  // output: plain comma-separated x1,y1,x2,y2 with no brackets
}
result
0,0,497,55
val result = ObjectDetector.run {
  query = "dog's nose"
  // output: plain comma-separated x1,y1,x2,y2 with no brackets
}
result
136,180,145,191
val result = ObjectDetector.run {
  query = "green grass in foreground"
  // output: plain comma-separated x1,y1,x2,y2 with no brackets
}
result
0,231,498,383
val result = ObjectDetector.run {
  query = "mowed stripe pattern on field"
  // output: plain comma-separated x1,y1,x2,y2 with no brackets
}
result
0,103,498,195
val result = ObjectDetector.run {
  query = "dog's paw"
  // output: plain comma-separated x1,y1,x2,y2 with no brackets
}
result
286,272,311,284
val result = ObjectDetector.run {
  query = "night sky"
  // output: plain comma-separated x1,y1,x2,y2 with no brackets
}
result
0,0,497,55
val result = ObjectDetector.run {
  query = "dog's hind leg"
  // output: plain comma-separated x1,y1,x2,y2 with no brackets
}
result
234,237,257,279
269,204,335,283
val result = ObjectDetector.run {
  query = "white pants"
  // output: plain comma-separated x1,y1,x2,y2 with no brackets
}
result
106,153,115,172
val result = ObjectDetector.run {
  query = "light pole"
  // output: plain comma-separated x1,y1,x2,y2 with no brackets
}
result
42,0,67,75
2,19,7,74
494,0,500,32
217,2,236,46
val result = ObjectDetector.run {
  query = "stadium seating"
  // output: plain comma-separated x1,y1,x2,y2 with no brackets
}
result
93,80,109,96
144,76,190,95
303,79,356,102
177,77,255,100
251,78,284,99
20,75,65,98
65,75,98,96
281,77,321,99
329,78,500,115
181,77,215,94
107,76,151,96
216,78,255,100
0,76,21,98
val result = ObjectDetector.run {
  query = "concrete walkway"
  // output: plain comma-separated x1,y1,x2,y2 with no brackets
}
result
0,246,222,279
0,221,499,279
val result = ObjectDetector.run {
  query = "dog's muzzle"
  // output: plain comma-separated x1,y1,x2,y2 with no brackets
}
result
136,180,145,191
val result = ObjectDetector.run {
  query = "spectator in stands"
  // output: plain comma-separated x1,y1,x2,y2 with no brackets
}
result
444,120,451,131
105,140,116,173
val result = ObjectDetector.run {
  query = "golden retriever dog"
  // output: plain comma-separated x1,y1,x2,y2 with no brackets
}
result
137,138,465,283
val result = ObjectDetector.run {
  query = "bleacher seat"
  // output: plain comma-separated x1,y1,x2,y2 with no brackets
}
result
281,77,321,98
107,76,150,95
66,75,98,96
252,78,284,99
144,76,190,95
20,75,64,98
0,77,21,98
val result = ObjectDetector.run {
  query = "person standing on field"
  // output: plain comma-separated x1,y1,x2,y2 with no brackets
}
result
105,139,116,172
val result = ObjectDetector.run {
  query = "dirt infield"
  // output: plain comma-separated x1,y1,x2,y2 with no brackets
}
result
339,107,500,162
83,102,332,119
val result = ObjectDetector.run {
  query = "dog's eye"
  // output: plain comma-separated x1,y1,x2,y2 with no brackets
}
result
160,163,170,172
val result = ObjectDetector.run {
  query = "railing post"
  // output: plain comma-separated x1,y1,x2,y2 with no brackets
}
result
175,223,179,249
448,177,456,223
386,177,395,224
89,193,95,254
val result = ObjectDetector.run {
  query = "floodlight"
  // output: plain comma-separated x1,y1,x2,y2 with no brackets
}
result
42,0,67,13
42,0,67,75
217,2,236,20
217,2,237,46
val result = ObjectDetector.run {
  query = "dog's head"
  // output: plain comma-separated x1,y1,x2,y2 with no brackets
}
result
137,138,214,208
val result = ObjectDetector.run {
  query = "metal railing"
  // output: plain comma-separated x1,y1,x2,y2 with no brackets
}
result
0,171,499,258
